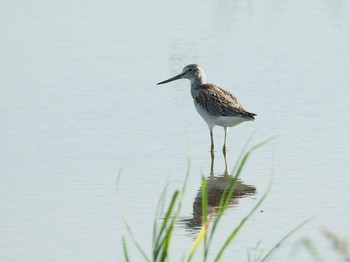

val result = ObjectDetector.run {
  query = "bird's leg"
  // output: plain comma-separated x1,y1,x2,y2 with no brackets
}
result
210,149,215,176
222,149,228,176
223,127,228,152
210,130,214,152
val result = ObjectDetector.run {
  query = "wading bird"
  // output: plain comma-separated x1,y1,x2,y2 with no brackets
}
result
157,64,256,152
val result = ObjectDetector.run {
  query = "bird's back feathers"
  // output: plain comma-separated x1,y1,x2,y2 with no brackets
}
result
195,83,256,120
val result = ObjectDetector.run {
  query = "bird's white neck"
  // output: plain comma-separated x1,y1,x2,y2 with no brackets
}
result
190,76,206,98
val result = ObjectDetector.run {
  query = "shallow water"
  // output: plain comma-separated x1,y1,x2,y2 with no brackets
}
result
1,0,350,261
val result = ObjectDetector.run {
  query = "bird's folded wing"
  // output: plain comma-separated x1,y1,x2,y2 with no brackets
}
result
196,84,255,119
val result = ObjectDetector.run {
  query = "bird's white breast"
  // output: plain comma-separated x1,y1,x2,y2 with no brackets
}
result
194,100,249,129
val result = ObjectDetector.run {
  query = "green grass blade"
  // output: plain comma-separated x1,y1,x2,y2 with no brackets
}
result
158,190,180,235
207,169,239,248
180,158,191,197
300,237,324,262
117,171,151,262
230,131,256,175
322,229,350,262
153,190,180,260
187,216,211,262
154,159,190,261
234,136,276,178
159,196,183,261
201,176,208,225
214,176,273,262
123,217,151,262
152,186,168,259
201,176,208,261
160,218,176,262
247,242,264,262
208,156,240,246
122,237,130,262
260,216,314,262
187,176,208,262
208,137,274,252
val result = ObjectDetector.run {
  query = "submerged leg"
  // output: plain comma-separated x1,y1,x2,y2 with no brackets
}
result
210,149,215,176
223,127,228,152
222,149,228,176
210,130,214,152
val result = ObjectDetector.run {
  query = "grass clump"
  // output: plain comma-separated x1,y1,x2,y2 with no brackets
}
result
120,137,304,261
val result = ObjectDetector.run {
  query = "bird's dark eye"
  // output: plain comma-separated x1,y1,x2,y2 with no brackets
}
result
188,68,193,72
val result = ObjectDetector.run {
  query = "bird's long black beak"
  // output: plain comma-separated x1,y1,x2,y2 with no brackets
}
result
157,73,183,85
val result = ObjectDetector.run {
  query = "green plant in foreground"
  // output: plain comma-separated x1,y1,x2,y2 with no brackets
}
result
120,137,307,261
322,229,350,262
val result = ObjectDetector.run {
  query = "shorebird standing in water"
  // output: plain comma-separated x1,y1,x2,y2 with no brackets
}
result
157,64,256,152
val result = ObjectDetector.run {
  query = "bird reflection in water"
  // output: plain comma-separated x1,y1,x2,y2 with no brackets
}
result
182,151,256,230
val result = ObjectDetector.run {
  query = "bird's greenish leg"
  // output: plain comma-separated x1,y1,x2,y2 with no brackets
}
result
222,148,228,175
210,149,215,176
223,127,228,152
210,130,214,152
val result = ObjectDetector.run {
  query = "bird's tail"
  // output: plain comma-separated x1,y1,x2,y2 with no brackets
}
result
246,112,257,121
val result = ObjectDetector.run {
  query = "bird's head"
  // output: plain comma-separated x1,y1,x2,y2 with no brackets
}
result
157,64,206,85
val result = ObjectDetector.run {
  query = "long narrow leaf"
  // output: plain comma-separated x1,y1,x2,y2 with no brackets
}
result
154,190,180,260
160,217,177,261
187,216,211,262
187,176,209,262
214,176,273,262
234,136,276,177
155,159,191,261
300,237,324,262
230,131,256,175
201,176,208,261
207,137,274,252
159,197,184,261
122,237,130,262
123,217,151,262
153,186,168,259
322,229,350,262
201,176,208,225
117,171,151,262
208,155,241,245
260,216,314,262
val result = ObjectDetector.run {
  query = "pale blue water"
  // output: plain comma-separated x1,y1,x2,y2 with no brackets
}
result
1,0,350,261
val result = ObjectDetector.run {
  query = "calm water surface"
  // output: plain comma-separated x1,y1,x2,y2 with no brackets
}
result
1,0,350,261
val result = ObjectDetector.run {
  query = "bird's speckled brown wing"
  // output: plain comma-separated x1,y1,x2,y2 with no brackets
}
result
195,83,256,119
